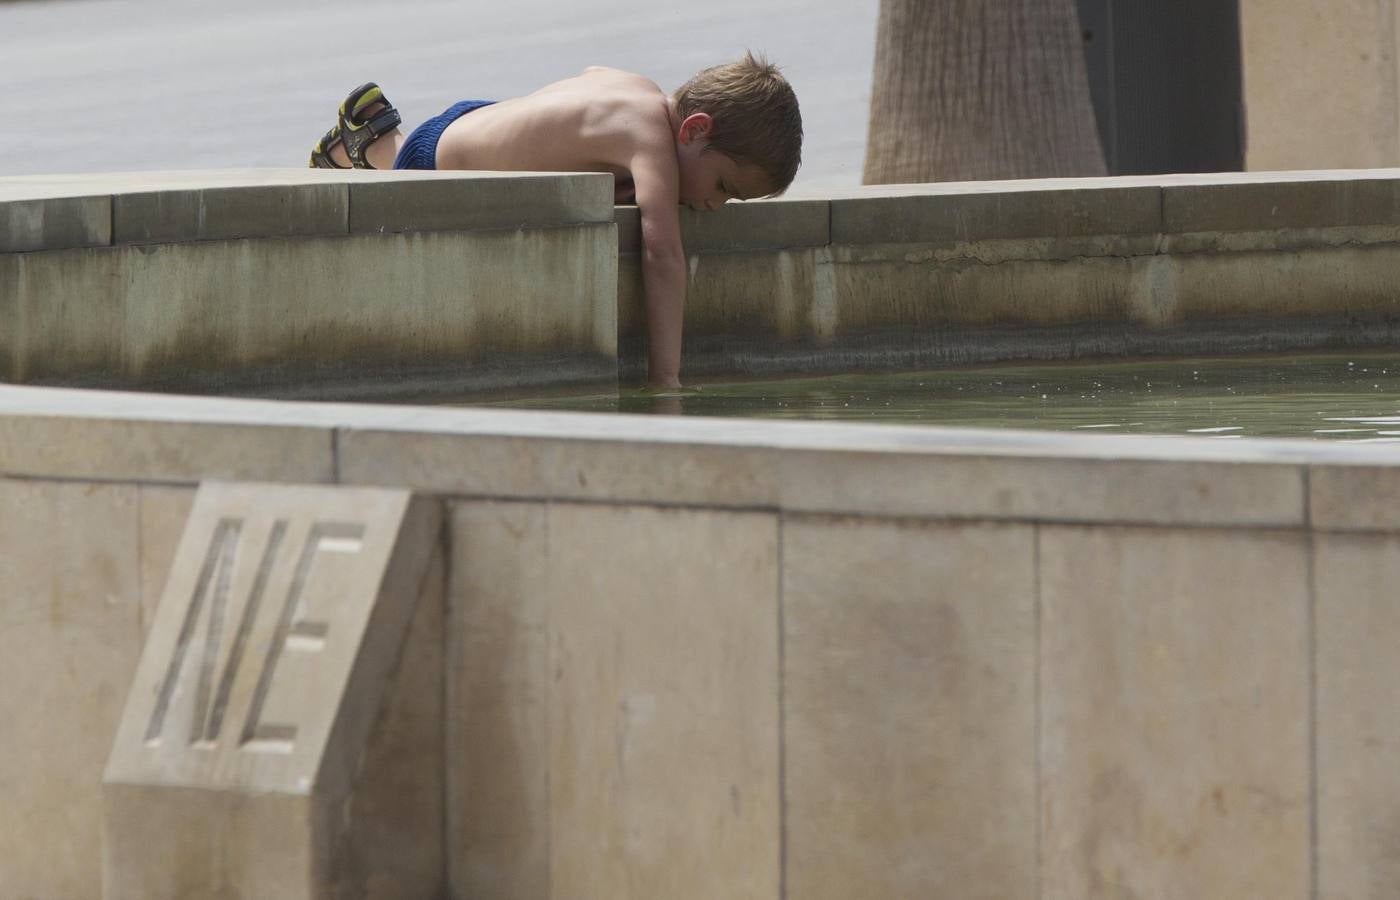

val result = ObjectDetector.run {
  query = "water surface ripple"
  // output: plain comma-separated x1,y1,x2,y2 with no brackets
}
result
488,351,1400,441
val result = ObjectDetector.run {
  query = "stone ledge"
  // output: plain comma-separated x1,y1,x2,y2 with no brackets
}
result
0,227,618,396
114,184,347,244
0,195,109,252
1310,464,1400,531
10,385,1400,530
830,185,1161,245
0,411,336,484
13,169,1400,255
612,171,1400,255
0,169,615,252
349,173,613,234
1164,176,1400,233
823,170,1400,244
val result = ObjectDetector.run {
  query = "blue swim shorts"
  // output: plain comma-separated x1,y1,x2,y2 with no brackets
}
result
393,100,496,170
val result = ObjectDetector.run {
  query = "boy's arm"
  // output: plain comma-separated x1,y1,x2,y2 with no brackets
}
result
630,149,687,389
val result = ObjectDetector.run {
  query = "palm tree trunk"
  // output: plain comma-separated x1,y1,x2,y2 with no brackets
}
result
864,0,1107,184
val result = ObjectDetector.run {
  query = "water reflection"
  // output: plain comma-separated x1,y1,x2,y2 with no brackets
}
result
486,351,1400,441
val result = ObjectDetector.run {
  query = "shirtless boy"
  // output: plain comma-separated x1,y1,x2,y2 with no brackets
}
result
308,54,803,389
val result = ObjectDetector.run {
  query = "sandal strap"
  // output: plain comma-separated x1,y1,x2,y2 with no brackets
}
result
338,82,402,168
362,106,403,137
308,124,350,169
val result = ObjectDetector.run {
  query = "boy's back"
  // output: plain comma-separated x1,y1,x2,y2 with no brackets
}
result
436,67,671,204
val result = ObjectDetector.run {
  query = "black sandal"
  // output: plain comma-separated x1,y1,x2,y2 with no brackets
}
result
309,82,403,169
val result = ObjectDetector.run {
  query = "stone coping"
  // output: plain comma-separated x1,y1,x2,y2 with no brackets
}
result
3,384,1399,532
616,168,1400,252
0,168,615,253
11,167,1400,255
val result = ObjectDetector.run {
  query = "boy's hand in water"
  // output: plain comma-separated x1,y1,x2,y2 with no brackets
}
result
650,375,683,391
637,383,702,415
642,383,702,396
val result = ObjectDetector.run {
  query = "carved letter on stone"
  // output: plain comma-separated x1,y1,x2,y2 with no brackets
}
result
107,483,436,788
102,482,441,900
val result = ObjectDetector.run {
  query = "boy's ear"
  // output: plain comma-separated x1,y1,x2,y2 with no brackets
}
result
678,112,714,145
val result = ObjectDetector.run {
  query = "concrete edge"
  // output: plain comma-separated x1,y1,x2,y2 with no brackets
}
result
0,170,616,252
14,168,1400,253
4,384,1400,531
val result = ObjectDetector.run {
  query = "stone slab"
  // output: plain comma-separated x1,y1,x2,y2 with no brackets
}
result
0,168,418,201
103,785,317,899
830,184,1161,245
340,429,780,511
824,244,1137,330
0,168,613,240
333,546,446,900
0,479,142,900
1039,525,1310,899
1155,243,1400,324
0,194,110,252
1165,176,1400,234
5,382,1393,523
103,482,442,899
334,411,1313,530
1310,463,1400,532
0,411,335,483
445,499,784,900
113,184,348,244
1314,532,1400,900
615,198,830,254
4,226,617,396
447,500,551,900
783,516,1037,899
349,172,614,234
777,450,1306,528
619,235,1400,381
546,503,780,900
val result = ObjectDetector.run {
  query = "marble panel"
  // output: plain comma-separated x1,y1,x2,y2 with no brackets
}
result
1039,525,1310,899
547,503,780,900
1311,463,1400,533
446,500,551,900
0,478,142,900
1314,532,1400,900
0,412,334,484
783,516,1037,899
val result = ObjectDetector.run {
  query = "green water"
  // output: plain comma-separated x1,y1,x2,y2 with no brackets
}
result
487,351,1400,441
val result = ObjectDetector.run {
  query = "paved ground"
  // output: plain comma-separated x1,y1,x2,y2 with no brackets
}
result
3,0,876,192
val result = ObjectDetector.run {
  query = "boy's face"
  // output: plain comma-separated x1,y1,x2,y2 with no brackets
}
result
675,113,772,211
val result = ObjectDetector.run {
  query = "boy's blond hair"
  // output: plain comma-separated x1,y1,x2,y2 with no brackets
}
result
673,52,803,195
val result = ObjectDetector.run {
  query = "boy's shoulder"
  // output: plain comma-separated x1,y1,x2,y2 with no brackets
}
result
568,67,669,113
549,67,674,149
578,65,660,90
529,67,668,119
